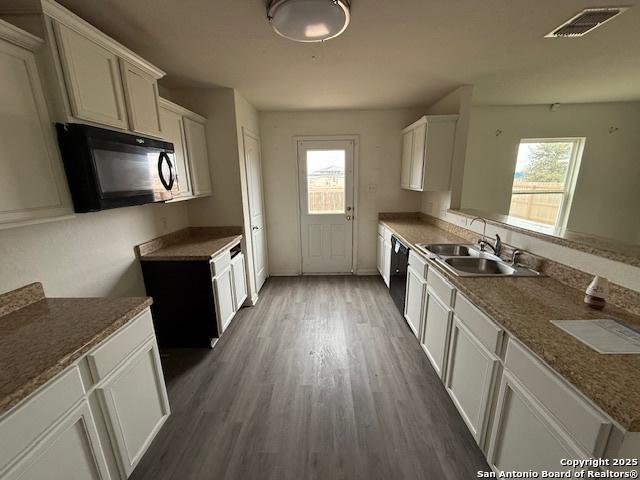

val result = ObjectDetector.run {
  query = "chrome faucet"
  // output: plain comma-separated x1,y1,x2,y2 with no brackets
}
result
478,234,502,256
470,217,487,244
470,216,502,256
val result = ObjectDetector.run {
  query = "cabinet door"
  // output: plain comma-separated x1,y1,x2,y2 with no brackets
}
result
400,130,413,189
183,118,212,195
159,106,192,198
404,267,426,339
54,23,128,129
0,38,71,226
421,288,453,378
120,61,162,137
231,254,248,310
376,234,384,275
487,372,587,474
445,317,499,446
382,239,391,288
4,401,110,480
98,339,170,478
410,123,427,190
214,267,236,333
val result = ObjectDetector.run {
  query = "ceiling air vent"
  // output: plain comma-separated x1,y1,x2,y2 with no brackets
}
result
545,7,629,37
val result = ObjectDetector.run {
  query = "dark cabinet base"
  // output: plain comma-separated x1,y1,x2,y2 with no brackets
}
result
141,260,220,348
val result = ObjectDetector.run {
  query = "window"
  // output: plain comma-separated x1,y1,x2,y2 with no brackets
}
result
306,149,346,214
509,138,584,231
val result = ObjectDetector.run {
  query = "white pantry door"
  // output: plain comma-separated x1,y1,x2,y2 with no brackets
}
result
243,129,268,292
298,140,354,274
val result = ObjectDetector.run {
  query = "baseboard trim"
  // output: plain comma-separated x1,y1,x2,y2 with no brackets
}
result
269,272,301,277
356,269,379,276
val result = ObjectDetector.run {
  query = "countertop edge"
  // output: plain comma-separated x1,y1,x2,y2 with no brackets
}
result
139,235,242,262
0,297,152,417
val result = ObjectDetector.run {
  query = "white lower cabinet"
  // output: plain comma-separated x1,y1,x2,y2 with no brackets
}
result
404,266,426,338
376,233,384,276
214,266,236,334
445,317,500,447
0,308,169,480
487,371,587,474
97,339,170,478
421,288,453,378
231,252,248,310
4,401,109,480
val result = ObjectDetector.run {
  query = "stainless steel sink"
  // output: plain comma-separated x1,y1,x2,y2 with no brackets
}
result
415,242,541,277
442,257,516,276
417,243,476,257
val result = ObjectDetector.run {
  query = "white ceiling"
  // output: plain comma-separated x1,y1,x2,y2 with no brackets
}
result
51,0,640,110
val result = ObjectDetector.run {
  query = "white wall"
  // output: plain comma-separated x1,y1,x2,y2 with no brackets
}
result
0,202,188,297
260,108,424,275
460,102,640,243
170,87,245,227
167,87,264,302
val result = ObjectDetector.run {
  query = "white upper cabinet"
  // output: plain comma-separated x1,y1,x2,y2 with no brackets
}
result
42,0,165,134
159,99,192,199
53,22,129,129
400,115,458,192
0,20,72,227
400,130,413,189
120,60,162,137
184,117,212,196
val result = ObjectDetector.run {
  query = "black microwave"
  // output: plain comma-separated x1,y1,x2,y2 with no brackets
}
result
56,123,178,212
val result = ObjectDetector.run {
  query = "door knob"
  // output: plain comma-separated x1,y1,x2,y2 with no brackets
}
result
346,215,352,221
346,206,352,212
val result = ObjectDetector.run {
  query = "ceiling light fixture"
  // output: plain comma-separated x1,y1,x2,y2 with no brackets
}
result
267,0,351,43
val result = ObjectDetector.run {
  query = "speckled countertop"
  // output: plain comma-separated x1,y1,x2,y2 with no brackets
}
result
137,227,242,261
380,218,640,432
0,283,152,416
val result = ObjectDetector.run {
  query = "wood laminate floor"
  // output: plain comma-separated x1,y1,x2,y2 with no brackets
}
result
131,276,489,480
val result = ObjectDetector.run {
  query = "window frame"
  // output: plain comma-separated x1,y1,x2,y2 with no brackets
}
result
509,137,585,232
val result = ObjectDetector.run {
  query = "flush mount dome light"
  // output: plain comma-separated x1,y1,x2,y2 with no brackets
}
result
267,0,351,42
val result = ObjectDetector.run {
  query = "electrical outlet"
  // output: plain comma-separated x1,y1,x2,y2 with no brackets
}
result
160,216,168,231
427,201,433,213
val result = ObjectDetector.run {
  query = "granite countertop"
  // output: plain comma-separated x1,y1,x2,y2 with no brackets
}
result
137,227,242,261
379,218,640,432
0,283,152,416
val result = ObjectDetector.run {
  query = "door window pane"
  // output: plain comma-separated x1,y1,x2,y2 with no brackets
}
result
306,150,345,214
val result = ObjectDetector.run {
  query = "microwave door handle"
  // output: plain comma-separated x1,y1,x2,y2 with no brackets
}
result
158,152,174,191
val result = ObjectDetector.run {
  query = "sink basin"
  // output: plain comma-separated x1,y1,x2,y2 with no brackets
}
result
417,243,476,257
442,257,516,276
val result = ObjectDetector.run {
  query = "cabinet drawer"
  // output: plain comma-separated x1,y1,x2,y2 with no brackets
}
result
504,339,611,456
454,293,502,354
87,309,154,382
0,366,85,470
408,249,428,279
210,250,231,277
427,267,455,307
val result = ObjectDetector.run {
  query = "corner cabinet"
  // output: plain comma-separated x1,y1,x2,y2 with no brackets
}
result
400,115,458,191
0,20,72,228
0,308,170,480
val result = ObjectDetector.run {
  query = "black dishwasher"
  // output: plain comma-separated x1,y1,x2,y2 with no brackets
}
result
389,236,409,314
